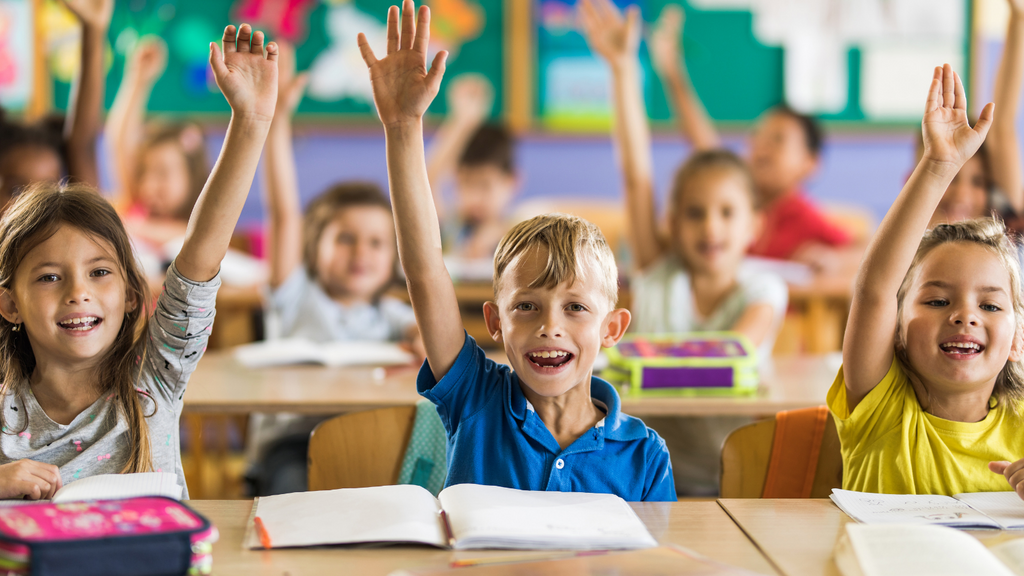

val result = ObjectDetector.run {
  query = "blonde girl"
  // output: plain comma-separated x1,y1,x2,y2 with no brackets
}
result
833,64,1024,498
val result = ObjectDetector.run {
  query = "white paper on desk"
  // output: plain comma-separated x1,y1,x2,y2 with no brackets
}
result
954,492,1024,530
233,338,413,368
249,484,446,549
51,472,182,502
831,489,1000,529
991,539,1024,576
438,484,657,550
839,523,1016,576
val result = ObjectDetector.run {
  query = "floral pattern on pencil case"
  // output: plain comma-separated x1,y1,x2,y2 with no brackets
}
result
0,498,204,540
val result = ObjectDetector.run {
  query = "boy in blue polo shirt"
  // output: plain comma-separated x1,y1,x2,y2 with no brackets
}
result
358,0,675,502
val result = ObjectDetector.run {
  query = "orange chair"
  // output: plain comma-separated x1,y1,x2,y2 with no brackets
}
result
307,406,417,491
720,406,842,498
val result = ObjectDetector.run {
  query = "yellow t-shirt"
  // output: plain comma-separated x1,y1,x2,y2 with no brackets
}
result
827,355,1023,495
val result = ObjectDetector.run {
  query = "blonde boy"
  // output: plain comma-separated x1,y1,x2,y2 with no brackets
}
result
359,1,674,501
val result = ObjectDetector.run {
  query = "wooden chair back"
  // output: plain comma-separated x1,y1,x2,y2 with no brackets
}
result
720,410,842,498
308,406,417,491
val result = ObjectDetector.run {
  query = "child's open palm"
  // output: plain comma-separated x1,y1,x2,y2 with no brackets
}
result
921,64,994,169
128,37,168,87
648,5,684,75
578,0,641,67
359,0,448,128
209,24,279,123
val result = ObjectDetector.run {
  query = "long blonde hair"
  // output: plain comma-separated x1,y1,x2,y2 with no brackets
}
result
0,183,153,472
895,218,1024,410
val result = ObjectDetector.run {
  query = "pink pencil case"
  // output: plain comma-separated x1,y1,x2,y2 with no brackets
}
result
0,496,217,576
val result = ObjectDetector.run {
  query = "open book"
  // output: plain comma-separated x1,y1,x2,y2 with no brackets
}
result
835,523,1024,576
233,338,413,369
831,489,1024,529
245,484,657,551
0,473,183,504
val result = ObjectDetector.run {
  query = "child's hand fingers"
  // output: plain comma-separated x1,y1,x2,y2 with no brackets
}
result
358,33,378,67
266,41,279,62
925,66,942,114
953,71,967,111
413,5,431,55
400,0,416,51
209,42,228,79
222,24,238,54
426,50,448,89
974,102,996,139
942,63,954,108
250,30,265,56
236,23,252,53
386,6,400,54
990,460,1011,475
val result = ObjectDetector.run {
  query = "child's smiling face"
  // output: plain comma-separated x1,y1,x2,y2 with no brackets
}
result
900,242,1023,396
484,246,629,399
671,168,757,276
0,225,134,371
315,205,397,304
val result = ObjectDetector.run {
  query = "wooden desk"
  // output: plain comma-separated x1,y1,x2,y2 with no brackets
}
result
718,499,1024,576
188,499,778,576
183,351,840,417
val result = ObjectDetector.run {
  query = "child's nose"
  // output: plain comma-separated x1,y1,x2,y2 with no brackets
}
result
537,310,563,338
65,275,92,304
950,306,979,326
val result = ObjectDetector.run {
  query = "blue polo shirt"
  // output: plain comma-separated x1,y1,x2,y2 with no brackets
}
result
417,333,676,502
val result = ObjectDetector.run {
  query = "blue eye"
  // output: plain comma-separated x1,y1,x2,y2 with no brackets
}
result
926,299,948,307
981,304,1001,312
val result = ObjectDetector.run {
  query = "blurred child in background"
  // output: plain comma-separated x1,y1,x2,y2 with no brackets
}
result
580,0,787,496
648,5,853,272
426,75,518,260
0,0,110,208
247,43,421,495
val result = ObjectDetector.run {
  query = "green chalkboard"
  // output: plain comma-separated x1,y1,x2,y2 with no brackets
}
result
536,0,972,130
49,0,504,119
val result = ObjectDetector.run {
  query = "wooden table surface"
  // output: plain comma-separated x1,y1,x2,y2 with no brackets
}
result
182,350,841,416
188,499,778,576
719,499,1024,576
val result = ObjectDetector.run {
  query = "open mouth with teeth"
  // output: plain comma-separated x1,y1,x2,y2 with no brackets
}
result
527,350,574,369
939,341,984,356
58,317,101,332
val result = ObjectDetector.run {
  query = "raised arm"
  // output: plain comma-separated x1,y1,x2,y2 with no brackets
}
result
359,1,464,380
262,42,309,288
843,65,993,408
579,0,665,270
62,0,113,188
104,37,167,208
648,5,720,151
425,74,493,218
174,24,277,283
988,0,1024,215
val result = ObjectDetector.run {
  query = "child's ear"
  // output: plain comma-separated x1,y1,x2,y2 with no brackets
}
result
125,291,138,314
1010,324,1024,362
0,288,19,325
601,307,631,348
482,301,503,343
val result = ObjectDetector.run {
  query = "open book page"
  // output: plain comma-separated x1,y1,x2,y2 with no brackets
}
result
835,524,1015,576
954,493,1024,530
248,485,446,549
52,472,182,503
438,484,658,550
830,489,1000,529
234,339,413,368
991,539,1024,576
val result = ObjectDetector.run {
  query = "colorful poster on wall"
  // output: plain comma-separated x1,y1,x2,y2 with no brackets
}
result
0,0,33,112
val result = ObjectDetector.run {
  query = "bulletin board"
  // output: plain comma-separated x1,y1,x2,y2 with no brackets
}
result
535,0,974,131
43,0,504,120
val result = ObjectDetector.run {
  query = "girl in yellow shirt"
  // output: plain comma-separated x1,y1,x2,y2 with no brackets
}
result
831,63,1024,499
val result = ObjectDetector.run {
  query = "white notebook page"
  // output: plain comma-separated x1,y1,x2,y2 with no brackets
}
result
438,484,657,550
845,524,1015,576
250,484,445,549
52,472,182,503
955,492,1024,530
831,489,999,528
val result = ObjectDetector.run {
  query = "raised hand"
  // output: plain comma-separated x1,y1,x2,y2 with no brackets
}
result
578,0,641,69
648,5,683,75
62,0,113,30
990,459,1024,500
921,64,994,170
126,37,168,88
446,74,493,125
275,41,310,117
209,24,279,123
359,0,447,128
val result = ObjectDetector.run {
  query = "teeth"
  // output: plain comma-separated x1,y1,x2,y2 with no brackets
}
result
59,317,98,329
529,351,568,358
942,342,980,351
